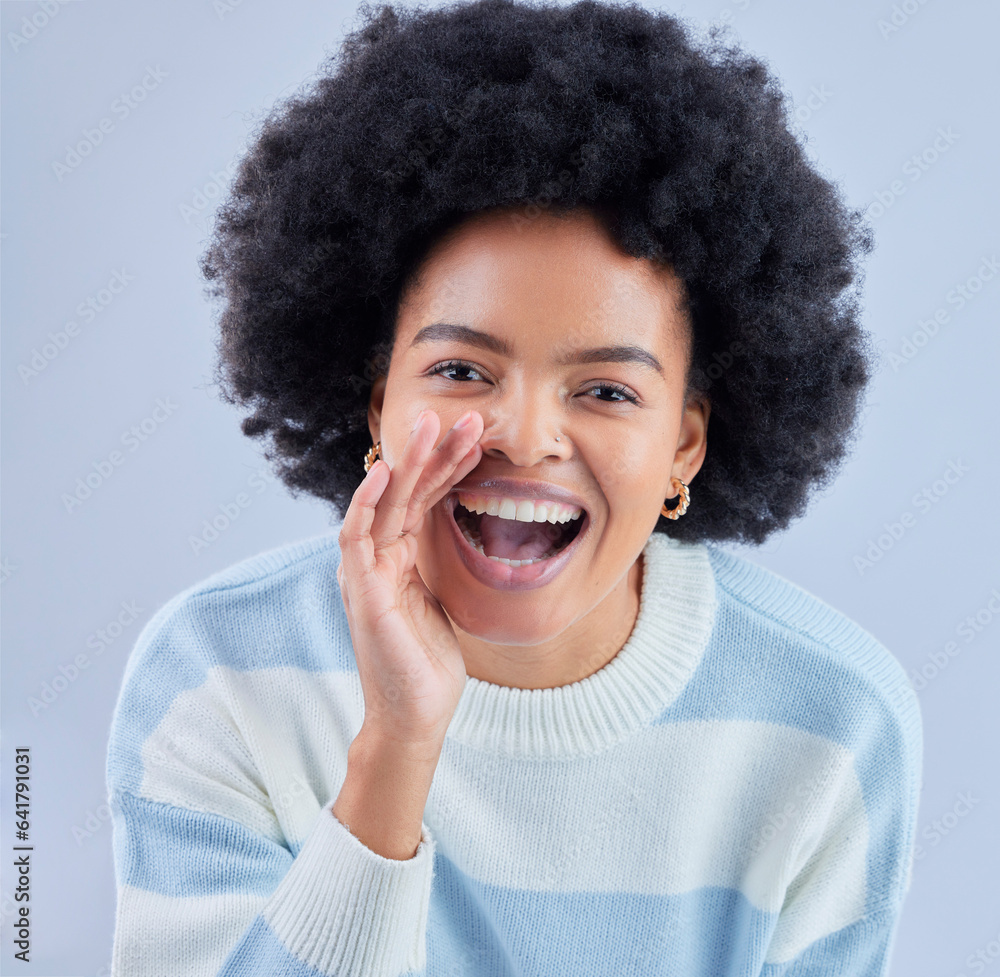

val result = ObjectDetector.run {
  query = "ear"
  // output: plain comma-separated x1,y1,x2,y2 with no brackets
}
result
670,393,710,496
368,374,387,446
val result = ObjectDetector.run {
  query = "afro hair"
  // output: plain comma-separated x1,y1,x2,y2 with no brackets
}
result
200,0,877,546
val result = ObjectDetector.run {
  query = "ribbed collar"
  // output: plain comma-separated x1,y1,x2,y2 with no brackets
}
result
444,533,718,759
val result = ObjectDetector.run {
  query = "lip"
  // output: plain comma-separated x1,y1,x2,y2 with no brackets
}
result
441,492,592,592
449,476,589,513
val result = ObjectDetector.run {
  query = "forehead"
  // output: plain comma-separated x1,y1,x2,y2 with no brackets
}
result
395,207,691,355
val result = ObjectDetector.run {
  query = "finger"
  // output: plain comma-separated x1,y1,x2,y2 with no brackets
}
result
369,410,441,549
336,562,351,612
405,442,483,538
401,413,485,535
338,456,391,584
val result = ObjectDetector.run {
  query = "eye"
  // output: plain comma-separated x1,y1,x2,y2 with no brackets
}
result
583,382,640,405
427,360,639,405
426,359,486,383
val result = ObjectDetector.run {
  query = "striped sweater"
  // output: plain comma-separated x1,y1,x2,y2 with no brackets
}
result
106,530,922,976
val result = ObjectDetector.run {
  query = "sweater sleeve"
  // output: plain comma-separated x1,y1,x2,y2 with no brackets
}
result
759,661,922,976
759,906,904,976
109,789,436,976
106,591,437,977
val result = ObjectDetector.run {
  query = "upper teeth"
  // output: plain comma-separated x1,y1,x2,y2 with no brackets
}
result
456,492,583,524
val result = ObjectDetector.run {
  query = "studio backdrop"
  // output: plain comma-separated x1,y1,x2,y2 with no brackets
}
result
1,0,997,973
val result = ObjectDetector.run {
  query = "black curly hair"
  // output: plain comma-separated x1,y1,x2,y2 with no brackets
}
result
200,0,876,546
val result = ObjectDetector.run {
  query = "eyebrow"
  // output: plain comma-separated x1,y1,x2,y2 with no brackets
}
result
409,323,664,375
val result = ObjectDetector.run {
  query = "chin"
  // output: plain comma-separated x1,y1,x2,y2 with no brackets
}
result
438,589,570,647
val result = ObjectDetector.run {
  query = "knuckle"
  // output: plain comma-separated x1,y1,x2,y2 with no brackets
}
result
381,495,410,515
405,493,425,518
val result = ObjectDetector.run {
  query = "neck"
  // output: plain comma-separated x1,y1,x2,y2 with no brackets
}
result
452,554,644,690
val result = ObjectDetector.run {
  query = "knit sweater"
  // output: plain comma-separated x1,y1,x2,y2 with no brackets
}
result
106,529,922,977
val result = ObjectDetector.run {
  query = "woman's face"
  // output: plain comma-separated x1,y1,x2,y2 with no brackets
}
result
368,205,709,649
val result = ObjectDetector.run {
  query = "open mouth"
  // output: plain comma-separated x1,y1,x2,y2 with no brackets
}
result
450,496,586,567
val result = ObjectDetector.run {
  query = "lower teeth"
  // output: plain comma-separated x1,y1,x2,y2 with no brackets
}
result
459,524,560,566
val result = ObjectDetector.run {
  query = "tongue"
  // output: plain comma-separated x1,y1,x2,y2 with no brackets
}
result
478,514,564,561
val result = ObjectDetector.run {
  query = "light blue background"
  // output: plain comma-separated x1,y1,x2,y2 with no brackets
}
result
2,0,997,973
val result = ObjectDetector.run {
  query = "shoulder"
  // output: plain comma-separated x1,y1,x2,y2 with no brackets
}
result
698,544,924,913
705,544,911,697
121,530,347,675
151,529,342,610
106,531,354,792
695,542,922,760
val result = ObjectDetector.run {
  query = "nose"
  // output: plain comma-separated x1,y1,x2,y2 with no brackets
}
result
476,382,574,467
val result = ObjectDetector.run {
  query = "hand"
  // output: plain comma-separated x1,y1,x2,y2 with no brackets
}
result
337,409,484,756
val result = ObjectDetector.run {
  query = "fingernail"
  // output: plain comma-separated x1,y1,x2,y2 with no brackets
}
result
455,411,474,430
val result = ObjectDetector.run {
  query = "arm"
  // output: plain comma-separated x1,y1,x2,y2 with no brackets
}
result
108,408,479,976
107,612,441,976
760,907,905,977
759,675,922,976
110,789,435,977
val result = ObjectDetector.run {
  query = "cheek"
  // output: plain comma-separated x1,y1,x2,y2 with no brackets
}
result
383,392,467,463
379,396,424,466
591,427,673,515
592,432,652,500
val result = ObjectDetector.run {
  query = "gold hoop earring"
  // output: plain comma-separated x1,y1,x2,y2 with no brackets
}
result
660,477,690,520
363,441,381,473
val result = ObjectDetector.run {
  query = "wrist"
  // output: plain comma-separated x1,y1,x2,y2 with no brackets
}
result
351,722,446,768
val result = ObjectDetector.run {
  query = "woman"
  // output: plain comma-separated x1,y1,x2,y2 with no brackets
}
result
106,0,922,973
